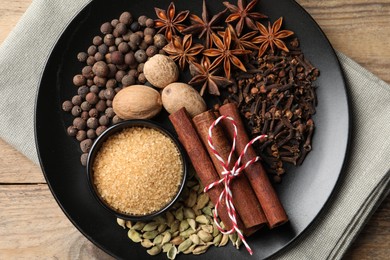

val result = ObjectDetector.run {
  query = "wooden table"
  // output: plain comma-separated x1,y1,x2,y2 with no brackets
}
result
0,0,389,259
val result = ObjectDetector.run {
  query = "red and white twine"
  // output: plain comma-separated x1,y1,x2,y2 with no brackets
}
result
204,115,267,255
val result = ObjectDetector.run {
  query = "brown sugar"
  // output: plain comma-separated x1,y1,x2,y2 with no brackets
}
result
92,126,183,215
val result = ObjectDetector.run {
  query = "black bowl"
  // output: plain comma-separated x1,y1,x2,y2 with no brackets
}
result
86,119,187,222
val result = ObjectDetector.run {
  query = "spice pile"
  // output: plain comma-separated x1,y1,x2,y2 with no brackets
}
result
116,168,240,258
93,127,183,215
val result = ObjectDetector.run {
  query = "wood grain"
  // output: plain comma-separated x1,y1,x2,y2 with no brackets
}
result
0,0,389,259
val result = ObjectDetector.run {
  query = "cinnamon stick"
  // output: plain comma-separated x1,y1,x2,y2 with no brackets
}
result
192,110,267,230
168,108,257,236
219,103,288,228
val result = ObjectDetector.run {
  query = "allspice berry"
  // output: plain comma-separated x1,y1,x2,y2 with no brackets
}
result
62,100,73,112
134,50,147,63
92,61,109,77
99,115,109,126
73,117,86,130
86,92,99,105
100,22,113,34
87,117,99,129
76,130,87,141
77,52,88,62
121,74,135,86
89,108,99,118
73,74,86,87
104,34,115,46
67,126,78,137
80,153,89,166
153,34,167,49
71,106,82,117
71,95,82,106
95,99,107,112
78,86,89,98
87,129,97,139
119,11,133,25
80,139,93,153
104,88,116,100
96,126,108,136
111,51,124,65
81,101,92,111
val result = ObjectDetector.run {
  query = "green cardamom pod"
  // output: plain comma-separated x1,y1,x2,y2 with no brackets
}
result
174,207,184,221
132,221,146,231
153,234,163,245
167,245,178,260
141,239,154,248
179,219,189,232
187,218,197,231
201,224,213,234
201,206,213,217
127,229,142,243
192,244,211,255
182,244,196,255
183,207,196,219
213,233,222,246
158,223,168,233
170,220,180,233
146,245,161,256
162,243,173,253
195,215,210,225
177,238,192,253
142,222,159,232
143,230,159,240
170,236,184,246
189,234,201,245
179,228,196,238
116,218,126,229
185,190,197,208
219,234,229,247
161,232,171,245
166,211,175,227
197,230,213,243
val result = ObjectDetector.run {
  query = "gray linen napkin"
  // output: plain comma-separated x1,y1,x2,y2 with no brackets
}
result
0,0,389,259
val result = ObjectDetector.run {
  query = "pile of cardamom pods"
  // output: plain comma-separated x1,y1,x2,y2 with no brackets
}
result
116,168,242,259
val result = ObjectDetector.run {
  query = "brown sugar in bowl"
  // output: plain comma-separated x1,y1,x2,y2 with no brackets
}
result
86,120,187,221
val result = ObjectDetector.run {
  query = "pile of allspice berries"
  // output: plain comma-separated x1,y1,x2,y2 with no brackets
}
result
61,11,168,166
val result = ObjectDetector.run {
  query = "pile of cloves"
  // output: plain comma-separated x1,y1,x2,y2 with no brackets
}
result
221,38,319,182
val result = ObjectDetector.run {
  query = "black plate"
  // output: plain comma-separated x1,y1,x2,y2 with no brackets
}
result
35,0,349,259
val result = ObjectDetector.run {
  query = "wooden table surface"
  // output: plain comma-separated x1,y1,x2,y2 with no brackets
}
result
0,0,389,259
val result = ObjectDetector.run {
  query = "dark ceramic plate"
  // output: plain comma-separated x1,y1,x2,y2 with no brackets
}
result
35,0,349,259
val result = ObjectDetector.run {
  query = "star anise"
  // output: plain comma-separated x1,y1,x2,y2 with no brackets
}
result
219,23,258,50
252,17,294,57
203,28,251,79
154,2,189,41
189,56,232,96
163,34,204,70
181,0,226,48
223,0,267,36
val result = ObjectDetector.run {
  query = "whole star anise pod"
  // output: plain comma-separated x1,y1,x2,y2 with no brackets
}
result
189,56,232,96
163,34,204,70
181,0,226,48
154,2,189,41
252,17,294,57
223,0,267,36
219,23,258,50
203,28,251,79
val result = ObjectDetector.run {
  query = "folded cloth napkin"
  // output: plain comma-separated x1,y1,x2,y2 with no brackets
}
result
0,0,389,259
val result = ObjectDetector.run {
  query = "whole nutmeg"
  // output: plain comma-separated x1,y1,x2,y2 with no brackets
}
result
113,85,162,120
92,61,109,77
143,54,179,88
111,51,124,65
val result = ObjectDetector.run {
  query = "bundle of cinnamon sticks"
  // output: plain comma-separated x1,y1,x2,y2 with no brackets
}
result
169,103,288,236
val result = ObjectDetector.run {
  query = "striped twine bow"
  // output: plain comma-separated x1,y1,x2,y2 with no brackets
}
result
204,115,267,255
